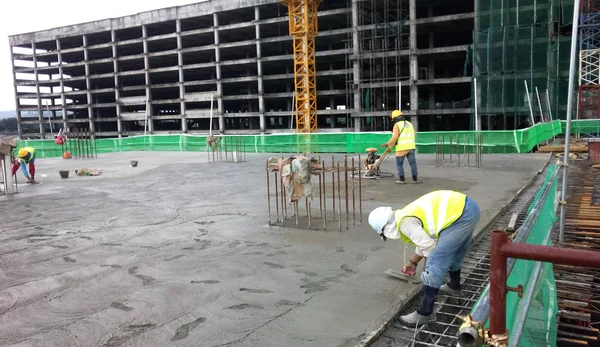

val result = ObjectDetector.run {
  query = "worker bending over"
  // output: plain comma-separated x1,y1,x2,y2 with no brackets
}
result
381,110,419,184
12,147,37,184
368,190,480,326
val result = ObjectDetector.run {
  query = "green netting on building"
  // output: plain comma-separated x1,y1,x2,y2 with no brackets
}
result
474,0,575,125
16,119,600,159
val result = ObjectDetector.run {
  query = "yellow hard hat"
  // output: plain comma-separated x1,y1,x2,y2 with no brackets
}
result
391,110,403,119
18,148,28,158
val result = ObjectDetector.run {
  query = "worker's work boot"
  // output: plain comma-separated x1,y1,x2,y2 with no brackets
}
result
440,270,463,297
395,176,406,184
399,286,438,326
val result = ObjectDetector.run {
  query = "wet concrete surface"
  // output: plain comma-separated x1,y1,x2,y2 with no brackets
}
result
0,152,548,347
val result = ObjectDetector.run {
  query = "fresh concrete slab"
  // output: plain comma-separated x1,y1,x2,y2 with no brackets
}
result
0,152,549,347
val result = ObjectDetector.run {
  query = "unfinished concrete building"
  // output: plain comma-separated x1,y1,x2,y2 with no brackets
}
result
8,0,474,139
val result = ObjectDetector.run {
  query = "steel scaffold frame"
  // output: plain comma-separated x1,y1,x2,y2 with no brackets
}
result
281,0,321,133
578,0,600,119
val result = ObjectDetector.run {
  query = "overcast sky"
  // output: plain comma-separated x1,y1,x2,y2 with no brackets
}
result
0,0,204,112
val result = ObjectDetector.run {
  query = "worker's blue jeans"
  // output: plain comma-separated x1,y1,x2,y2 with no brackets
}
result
421,197,481,289
396,150,418,179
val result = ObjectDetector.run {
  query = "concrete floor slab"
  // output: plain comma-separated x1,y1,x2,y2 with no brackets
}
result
0,152,549,347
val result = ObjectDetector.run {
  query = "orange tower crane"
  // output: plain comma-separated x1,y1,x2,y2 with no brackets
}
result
281,0,322,133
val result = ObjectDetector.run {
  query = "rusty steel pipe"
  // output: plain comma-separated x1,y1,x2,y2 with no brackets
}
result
501,241,600,267
489,230,509,337
488,229,600,341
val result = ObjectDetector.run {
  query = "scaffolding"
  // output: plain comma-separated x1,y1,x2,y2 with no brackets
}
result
473,0,574,129
577,0,600,119
351,0,409,131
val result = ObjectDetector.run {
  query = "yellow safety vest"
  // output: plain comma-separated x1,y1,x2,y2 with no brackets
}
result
394,121,416,151
394,190,467,244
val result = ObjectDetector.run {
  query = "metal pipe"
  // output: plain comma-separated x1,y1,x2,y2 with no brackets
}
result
337,161,342,232
323,160,327,230
358,154,362,223
502,242,600,267
524,80,535,126
266,160,271,224
560,0,582,248
489,230,509,337
344,156,349,230
352,157,356,225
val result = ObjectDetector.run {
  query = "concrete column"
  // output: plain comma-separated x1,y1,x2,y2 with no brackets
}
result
9,47,23,138
31,42,45,138
213,13,225,133
409,0,419,131
142,25,154,133
351,0,362,132
176,19,187,133
56,39,68,132
255,7,266,132
111,30,123,138
83,35,95,135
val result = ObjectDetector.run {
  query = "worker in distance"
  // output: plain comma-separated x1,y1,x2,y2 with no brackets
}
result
381,110,420,184
368,190,480,326
12,147,37,184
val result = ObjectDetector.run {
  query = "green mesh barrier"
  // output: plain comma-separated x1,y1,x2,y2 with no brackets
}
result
470,165,559,346
504,164,559,346
16,119,600,159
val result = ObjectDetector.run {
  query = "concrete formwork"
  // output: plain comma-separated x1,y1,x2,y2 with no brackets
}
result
0,152,548,347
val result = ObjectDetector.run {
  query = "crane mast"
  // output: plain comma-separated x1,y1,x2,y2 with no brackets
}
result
280,0,321,133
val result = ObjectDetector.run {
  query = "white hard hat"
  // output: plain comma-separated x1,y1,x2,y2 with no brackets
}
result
368,207,394,235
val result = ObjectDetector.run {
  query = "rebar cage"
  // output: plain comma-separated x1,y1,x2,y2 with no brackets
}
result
266,155,363,231
435,133,484,168
206,136,248,163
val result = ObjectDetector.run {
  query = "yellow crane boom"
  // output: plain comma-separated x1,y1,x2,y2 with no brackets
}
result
281,0,321,133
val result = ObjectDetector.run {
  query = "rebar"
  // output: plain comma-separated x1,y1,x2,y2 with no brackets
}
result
207,136,247,163
436,133,484,168
265,155,363,231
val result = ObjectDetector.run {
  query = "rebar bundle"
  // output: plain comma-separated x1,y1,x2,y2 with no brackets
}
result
266,155,363,232
435,133,484,168
206,136,247,163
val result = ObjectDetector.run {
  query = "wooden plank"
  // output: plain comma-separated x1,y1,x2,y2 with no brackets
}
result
507,212,519,232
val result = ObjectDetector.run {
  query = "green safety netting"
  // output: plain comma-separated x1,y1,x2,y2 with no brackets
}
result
17,119,598,159
505,164,559,346
468,164,559,346
474,0,574,123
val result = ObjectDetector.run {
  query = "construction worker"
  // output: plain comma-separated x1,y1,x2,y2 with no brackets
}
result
381,110,419,184
368,190,480,326
12,147,37,183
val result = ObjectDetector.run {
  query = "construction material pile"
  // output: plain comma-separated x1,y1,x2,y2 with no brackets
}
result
0,136,17,155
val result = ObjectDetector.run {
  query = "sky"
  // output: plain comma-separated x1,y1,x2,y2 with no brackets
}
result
0,0,204,113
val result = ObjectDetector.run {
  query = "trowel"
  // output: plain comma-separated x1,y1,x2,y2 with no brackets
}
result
384,268,421,284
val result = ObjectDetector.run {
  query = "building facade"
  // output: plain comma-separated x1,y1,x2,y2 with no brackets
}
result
9,0,474,139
